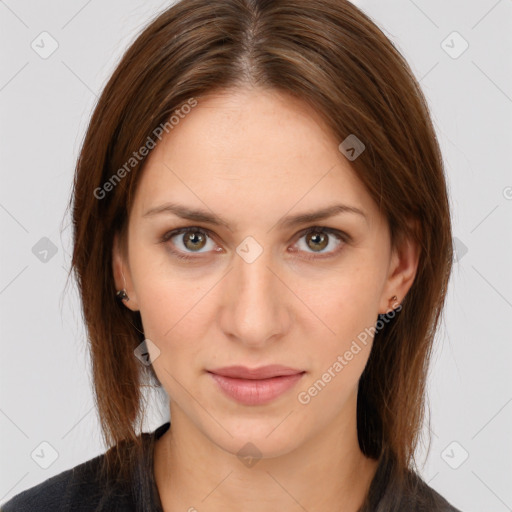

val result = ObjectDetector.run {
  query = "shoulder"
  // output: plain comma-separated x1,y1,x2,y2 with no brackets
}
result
1,450,133,512
407,472,463,512
364,451,464,512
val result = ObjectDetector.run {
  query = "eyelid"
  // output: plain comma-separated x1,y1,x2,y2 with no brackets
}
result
160,226,217,261
290,226,349,260
160,225,350,260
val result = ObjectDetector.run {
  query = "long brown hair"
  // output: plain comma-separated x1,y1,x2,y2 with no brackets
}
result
68,0,453,506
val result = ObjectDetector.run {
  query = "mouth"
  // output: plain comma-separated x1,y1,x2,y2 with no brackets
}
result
207,365,306,405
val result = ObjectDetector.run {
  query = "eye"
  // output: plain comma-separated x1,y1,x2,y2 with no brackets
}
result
161,227,217,260
160,226,349,261
289,226,348,260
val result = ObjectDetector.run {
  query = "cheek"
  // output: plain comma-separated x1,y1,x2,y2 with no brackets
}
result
129,243,189,330
136,282,207,346
138,284,206,397
130,257,212,368
303,263,382,346
296,300,375,412
295,260,382,403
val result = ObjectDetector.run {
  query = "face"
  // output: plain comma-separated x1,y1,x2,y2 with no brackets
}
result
113,87,418,458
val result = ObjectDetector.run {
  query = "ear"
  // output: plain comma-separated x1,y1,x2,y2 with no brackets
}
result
378,219,421,315
112,231,140,311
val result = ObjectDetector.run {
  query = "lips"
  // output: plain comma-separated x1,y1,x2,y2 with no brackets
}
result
207,365,304,379
207,365,306,405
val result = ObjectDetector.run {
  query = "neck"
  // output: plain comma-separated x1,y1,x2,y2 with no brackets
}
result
154,396,379,512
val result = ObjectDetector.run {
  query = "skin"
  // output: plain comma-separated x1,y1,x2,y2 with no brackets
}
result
113,87,419,511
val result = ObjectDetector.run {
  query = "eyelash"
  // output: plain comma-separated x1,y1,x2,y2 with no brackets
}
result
159,226,350,262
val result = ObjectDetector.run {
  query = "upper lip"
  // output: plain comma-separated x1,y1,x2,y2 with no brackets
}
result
208,365,305,380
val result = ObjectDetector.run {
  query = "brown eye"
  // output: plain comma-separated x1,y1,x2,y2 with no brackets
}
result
305,231,329,252
161,225,349,262
162,227,215,258
182,229,208,251
291,227,348,260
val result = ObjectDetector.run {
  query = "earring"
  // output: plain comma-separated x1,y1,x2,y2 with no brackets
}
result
116,289,130,301
389,295,401,309
116,270,130,301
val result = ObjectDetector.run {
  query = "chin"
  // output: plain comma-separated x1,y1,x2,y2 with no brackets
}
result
201,413,308,461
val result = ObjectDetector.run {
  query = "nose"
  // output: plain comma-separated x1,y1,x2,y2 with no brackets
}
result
218,242,292,349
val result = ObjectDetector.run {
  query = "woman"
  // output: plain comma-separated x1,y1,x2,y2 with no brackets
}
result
2,0,461,510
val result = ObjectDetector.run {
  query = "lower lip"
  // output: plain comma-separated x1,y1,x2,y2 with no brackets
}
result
208,372,305,406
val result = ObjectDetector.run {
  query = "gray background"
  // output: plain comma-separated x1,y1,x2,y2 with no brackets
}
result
1,1,511,510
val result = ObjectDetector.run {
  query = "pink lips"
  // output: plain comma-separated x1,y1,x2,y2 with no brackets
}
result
207,365,305,405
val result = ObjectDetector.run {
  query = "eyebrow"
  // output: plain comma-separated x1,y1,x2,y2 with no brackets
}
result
142,201,367,230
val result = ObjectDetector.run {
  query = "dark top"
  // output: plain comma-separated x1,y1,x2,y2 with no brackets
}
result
1,421,462,511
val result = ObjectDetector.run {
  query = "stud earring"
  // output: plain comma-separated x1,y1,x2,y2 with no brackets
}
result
116,289,130,301
389,294,401,310
116,270,130,302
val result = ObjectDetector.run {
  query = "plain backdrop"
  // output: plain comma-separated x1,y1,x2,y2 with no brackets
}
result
1,1,511,510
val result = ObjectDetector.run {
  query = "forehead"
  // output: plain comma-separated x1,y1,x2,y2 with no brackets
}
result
131,88,380,228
